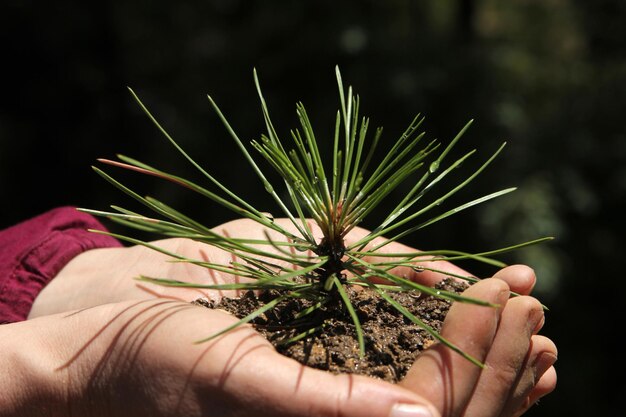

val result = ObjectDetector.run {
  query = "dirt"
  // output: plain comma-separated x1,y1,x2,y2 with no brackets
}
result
194,278,468,384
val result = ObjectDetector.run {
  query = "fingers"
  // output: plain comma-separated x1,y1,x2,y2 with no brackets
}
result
461,295,545,417
521,364,557,415
400,278,510,416
400,266,556,417
211,218,471,287
347,234,472,287
492,265,537,296
501,335,558,417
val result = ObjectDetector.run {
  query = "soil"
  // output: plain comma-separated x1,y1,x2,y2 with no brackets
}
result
194,278,468,384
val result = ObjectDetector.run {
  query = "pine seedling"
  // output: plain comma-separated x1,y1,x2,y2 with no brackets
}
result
82,67,550,367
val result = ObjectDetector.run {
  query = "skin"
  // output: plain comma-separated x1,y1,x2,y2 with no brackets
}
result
0,219,556,417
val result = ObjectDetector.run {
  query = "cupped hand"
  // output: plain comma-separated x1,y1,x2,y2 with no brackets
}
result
3,298,438,417
28,218,467,317
400,265,557,417
25,217,556,417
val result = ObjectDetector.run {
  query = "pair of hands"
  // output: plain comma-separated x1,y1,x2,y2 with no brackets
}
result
1,219,557,417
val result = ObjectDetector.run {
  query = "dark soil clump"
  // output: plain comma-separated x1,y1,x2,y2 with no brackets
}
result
194,278,468,384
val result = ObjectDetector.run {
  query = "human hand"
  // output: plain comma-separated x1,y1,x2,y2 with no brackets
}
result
400,265,558,417
17,218,457,417
28,218,468,318
2,298,440,417
26,218,556,417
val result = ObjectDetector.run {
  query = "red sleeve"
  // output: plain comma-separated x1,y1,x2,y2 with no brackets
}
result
0,207,122,323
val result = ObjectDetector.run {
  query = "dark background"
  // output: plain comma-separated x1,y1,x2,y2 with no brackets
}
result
1,1,624,415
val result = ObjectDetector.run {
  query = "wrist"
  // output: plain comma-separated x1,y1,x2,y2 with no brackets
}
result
0,207,122,323
28,246,119,318
0,321,68,417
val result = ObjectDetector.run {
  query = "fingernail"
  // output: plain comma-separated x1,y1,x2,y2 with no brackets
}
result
389,403,435,417
534,352,558,379
532,314,546,334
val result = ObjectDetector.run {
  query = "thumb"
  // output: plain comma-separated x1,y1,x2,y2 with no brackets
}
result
400,278,510,415
27,298,442,417
244,347,442,417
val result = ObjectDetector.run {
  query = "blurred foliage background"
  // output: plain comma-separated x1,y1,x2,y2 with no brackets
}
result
1,1,624,415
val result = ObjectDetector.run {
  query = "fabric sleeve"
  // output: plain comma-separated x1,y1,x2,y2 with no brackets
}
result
0,207,122,323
